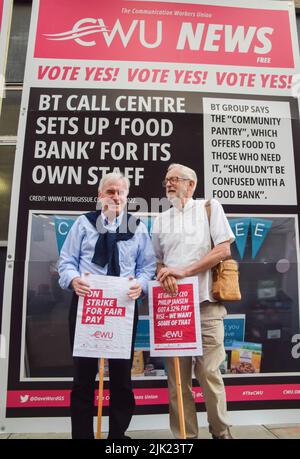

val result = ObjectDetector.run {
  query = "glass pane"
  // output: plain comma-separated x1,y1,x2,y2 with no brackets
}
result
0,89,22,136
6,1,32,84
0,146,15,241
25,214,77,377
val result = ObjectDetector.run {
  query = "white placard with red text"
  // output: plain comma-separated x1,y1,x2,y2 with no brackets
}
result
148,277,202,357
73,274,135,359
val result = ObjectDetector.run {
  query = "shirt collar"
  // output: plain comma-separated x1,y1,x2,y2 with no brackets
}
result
101,210,124,227
173,198,195,213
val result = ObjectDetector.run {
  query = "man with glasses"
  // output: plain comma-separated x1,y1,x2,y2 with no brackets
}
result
58,172,156,439
152,163,234,439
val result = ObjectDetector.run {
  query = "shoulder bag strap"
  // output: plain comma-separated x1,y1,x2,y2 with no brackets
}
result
205,199,214,248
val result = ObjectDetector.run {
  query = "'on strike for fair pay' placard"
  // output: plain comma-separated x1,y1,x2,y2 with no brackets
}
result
73,275,135,359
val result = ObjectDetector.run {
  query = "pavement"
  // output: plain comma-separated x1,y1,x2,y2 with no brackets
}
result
1,424,300,439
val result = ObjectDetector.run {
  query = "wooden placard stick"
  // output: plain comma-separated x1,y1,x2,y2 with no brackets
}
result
174,356,186,439
96,358,105,439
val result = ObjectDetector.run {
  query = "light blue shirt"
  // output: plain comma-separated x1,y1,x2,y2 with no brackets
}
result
58,212,156,294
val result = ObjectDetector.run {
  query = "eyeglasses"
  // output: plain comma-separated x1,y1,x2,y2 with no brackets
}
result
103,189,127,197
162,176,190,187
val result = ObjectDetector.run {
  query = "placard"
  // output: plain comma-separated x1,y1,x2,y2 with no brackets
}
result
148,277,202,357
73,274,135,359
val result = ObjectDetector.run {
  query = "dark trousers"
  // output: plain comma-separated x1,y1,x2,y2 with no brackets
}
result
69,294,138,439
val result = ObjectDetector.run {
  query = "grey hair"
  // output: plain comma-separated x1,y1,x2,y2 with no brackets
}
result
167,163,197,191
98,172,130,193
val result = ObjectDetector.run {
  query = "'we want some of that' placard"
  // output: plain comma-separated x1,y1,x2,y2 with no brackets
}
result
148,277,203,357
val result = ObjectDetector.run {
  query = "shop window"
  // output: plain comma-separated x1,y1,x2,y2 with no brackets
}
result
0,89,22,136
0,145,15,241
5,0,32,84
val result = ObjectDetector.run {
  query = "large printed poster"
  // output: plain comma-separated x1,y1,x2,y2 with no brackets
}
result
1,0,300,431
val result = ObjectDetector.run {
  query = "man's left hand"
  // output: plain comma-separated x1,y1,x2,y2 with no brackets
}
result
157,267,186,282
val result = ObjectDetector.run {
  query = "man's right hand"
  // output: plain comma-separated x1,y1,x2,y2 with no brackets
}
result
160,275,178,295
71,277,90,297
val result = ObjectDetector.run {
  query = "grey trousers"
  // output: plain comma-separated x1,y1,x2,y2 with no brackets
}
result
164,303,230,438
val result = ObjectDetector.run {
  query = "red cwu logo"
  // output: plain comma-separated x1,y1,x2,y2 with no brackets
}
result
92,330,113,340
43,18,162,49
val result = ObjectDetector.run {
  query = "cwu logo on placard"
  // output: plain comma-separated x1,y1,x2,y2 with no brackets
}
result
91,331,114,340
162,330,183,340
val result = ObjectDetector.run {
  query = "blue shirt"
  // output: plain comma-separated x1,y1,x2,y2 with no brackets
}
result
58,212,156,294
